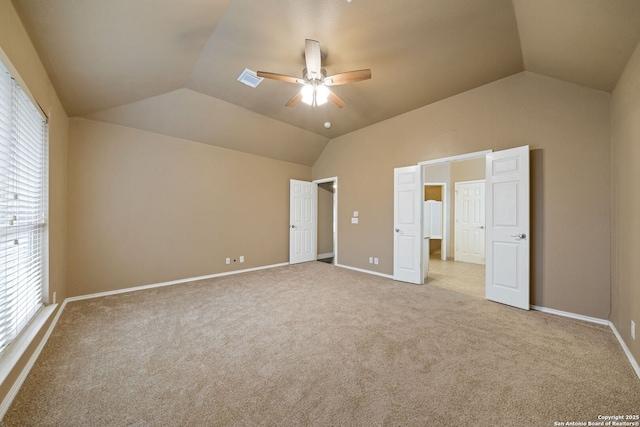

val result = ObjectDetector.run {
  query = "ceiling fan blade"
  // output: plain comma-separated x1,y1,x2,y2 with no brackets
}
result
324,69,372,86
327,89,346,109
256,71,304,84
305,39,322,75
285,92,303,107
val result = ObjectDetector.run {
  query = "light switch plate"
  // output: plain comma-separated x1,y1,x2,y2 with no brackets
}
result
353,211,358,217
351,217,358,224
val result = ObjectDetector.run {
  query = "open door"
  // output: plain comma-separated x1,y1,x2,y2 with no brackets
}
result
290,179,317,264
485,146,530,309
393,166,423,284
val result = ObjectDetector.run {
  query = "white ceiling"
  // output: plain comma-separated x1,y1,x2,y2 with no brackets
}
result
12,0,640,165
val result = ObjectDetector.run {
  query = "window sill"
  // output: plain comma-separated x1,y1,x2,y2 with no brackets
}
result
0,304,57,386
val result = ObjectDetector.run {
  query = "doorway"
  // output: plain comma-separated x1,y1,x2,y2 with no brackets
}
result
424,183,446,261
422,154,487,265
393,146,531,309
315,177,338,265
422,155,487,296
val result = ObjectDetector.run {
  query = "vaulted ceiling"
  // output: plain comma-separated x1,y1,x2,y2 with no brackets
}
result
12,0,640,165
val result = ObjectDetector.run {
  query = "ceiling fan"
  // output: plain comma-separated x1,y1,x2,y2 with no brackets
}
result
257,39,371,109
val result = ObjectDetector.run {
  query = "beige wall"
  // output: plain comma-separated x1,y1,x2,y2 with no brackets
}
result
611,40,640,363
0,0,68,405
67,118,310,296
313,72,611,319
450,157,485,183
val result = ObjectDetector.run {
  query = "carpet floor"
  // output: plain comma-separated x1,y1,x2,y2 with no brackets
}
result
3,261,639,426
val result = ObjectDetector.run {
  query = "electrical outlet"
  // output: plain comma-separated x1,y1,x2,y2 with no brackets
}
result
225,258,231,265
374,258,379,265
369,257,373,264
632,321,636,340
240,256,244,263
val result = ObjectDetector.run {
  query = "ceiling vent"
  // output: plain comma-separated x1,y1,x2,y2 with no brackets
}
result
237,68,263,88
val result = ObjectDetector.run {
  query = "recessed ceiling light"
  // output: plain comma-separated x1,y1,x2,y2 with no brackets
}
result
324,122,332,129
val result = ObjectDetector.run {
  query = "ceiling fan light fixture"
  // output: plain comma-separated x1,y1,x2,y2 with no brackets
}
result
301,83,329,107
316,84,329,105
301,84,314,105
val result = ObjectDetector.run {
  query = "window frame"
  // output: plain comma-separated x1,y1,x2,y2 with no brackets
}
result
0,58,49,360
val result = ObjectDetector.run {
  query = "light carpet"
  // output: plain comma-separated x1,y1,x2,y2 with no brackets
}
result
3,261,639,426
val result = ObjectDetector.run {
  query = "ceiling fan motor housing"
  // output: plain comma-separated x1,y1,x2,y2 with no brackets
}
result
303,67,326,83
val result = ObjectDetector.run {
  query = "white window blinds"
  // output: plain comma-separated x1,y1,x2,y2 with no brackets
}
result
0,61,48,354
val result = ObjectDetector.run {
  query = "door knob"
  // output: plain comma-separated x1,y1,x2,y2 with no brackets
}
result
510,233,526,239
477,226,485,229
291,225,296,229
395,228,400,233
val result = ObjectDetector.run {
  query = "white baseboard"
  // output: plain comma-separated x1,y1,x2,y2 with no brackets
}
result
609,322,640,380
317,252,334,260
66,262,290,303
530,305,609,325
335,263,394,279
531,305,640,380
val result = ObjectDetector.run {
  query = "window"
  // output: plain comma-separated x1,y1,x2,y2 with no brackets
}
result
0,60,48,354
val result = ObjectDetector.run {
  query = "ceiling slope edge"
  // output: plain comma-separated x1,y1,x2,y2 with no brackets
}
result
83,88,329,167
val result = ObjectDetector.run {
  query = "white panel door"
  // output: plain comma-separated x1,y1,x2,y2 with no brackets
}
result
424,200,443,238
485,146,530,310
455,180,485,265
393,166,423,284
290,180,317,264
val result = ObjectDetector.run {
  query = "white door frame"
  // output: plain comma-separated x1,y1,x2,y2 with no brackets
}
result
423,182,447,261
418,151,493,167
313,177,338,264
